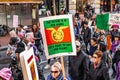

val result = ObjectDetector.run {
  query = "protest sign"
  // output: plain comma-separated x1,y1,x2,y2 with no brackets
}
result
96,13,109,30
39,15,76,59
109,13,120,25
20,48,39,80
13,15,18,28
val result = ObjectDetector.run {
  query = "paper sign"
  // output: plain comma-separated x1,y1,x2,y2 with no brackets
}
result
20,48,39,80
13,15,18,28
39,15,76,59
109,13,120,25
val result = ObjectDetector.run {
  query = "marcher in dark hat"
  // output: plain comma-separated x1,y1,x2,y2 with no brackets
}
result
114,33,120,38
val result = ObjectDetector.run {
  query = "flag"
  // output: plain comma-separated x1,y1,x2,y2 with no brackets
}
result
96,13,109,30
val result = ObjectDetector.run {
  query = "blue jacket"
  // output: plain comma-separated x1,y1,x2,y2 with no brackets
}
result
47,73,71,80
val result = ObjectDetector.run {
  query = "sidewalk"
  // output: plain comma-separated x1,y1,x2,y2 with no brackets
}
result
0,34,10,50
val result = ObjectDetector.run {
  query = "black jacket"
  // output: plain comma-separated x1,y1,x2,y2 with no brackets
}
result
34,30,43,45
69,50,90,80
81,27,91,43
89,61,110,80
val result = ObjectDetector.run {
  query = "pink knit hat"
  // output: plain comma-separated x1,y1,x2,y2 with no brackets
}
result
0,68,12,80
112,24,119,28
18,32,24,38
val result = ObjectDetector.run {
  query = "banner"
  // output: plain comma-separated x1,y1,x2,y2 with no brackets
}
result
109,14,120,25
20,48,39,80
39,15,76,59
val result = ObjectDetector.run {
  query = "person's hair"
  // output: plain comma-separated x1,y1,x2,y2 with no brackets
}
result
91,21,95,26
91,37,98,44
9,37,18,45
98,42,107,52
83,21,88,25
32,24,38,32
93,50,103,58
51,62,62,72
18,24,23,28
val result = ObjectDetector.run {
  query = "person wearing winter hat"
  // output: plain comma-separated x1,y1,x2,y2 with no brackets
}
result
111,24,119,29
111,24,120,42
0,68,12,80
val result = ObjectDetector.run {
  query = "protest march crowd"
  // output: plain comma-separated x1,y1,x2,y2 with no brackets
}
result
0,4,120,80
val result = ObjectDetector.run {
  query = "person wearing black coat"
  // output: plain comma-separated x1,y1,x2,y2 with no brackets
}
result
81,21,91,52
69,41,90,80
89,50,110,80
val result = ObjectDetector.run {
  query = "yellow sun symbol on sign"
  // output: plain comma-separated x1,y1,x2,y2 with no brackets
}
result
47,26,68,42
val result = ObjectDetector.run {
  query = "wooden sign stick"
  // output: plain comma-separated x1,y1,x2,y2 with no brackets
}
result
60,56,66,80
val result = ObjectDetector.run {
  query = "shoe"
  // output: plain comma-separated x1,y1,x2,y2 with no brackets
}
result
44,64,50,69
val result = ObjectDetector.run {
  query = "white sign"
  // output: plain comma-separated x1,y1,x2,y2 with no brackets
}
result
94,0,100,14
109,14,120,25
13,15,18,27
20,48,39,80
39,14,76,59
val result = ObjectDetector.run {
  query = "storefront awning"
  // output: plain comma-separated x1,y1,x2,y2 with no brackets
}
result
0,0,42,3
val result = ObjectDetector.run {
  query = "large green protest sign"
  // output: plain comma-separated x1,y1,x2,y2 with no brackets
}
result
96,13,109,30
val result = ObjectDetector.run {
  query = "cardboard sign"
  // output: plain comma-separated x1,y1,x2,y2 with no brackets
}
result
39,15,76,59
109,14,120,25
20,48,39,80
13,15,18,28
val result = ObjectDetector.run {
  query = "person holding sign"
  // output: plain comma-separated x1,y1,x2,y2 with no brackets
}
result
47,62,71,80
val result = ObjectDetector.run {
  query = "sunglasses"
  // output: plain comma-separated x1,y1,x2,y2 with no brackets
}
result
51,71,59,73
93,56,98,59
76,45,80,48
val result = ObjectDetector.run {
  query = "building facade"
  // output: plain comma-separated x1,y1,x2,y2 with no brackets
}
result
76,0,118,13
0,0,42,27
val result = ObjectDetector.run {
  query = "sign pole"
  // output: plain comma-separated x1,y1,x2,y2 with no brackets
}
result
52,0,66,79
60,56,66,79
52,0,56,15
